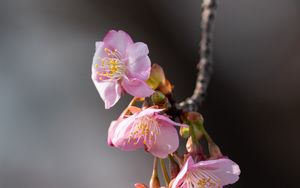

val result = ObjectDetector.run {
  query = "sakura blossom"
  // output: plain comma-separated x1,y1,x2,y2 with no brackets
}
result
92,30,154,109
171,156,240,188
108,107,187,158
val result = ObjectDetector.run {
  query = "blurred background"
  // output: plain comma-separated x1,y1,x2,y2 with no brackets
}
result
0,0,300,187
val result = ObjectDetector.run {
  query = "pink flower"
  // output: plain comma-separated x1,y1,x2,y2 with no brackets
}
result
108,107,187,158
92,30,154,109
171,156,240,188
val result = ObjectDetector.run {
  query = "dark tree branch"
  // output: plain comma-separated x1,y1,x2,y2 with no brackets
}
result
178,0,218,111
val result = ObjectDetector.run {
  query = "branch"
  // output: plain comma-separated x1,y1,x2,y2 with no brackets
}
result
178,0,218,111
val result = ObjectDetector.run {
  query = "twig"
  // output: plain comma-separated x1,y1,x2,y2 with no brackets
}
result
178,0,218,111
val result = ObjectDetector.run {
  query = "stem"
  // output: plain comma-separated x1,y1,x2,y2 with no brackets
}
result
168,154,176,165
179,0,218,111
150,157,160,188
152,157,158,177
189,122,199,144
120,97,138,118
201,127,214,143
160,158,170,185
172,152,184,167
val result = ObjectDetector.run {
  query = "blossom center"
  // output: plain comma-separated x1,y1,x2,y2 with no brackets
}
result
187,171,221,188
95,48,125,81
128,116,160,147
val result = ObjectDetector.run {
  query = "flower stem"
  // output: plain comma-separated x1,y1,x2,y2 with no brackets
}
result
160,158,170,186
189,122,199,145
120,97,138,118
150,157,160,188
201,127,213,143
153,157,158,176
172,152,184,167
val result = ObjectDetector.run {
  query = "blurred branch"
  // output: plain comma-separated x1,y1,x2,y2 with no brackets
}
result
178,0,218,111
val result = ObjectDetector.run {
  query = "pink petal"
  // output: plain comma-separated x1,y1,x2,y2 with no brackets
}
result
126,42,151,80
147,125,179,158
103,30,133,57
94,41,106,57
111,114,144,151
107,120,119,146
92,42,106,80
136,107,164,118
155,114,188,127
192,158,240,186
127,106,142,114
121,77,154,98
93,81,121,109
127,42,149,59
171,156,195,188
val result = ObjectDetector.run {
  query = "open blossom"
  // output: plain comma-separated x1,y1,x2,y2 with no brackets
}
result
92,30,154,109
172,156,240,188
108,107,187,158
134,183,167,188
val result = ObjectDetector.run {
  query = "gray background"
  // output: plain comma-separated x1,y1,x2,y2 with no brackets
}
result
0,0,300,187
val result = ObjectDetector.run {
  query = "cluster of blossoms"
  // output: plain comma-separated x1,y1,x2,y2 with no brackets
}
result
92,30,240,188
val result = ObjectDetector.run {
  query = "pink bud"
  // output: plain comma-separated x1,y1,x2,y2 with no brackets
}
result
208,142,223,159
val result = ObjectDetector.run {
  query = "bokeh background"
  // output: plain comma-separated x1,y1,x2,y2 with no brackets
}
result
0,0,300,187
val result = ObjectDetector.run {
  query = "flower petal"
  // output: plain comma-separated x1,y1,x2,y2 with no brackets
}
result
103,30,133,56
122,77,154,98
136,107,164,118
155,114,188,127
92,42,106,81
191,158,240,186
111,114,144,151
126,42,151,80
93,81,121,109
147,125,179,158
171,156,195,188
127,42,149,59
107,120,119,146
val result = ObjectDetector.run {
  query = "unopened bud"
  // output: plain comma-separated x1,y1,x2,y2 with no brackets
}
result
179,126,189,138
186,136,206,161
158,79,173,95
186,136,198,153
147,64,166,90
186,112,204,123
208,142,223,159
151,91,166,105
183,112,204,140
135,183,148,188
168,155,180,179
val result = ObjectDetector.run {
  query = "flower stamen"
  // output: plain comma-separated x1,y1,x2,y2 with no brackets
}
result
128,116,160,148
96,48,125,80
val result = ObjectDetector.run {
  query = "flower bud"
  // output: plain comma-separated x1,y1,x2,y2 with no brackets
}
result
208,142,223,159
186,137,206,161
185,112,204,123
179,126,189,138
147,64,166,90
186,136,198,153
151,91,166,105
158,79,173,95
135,183,148,188
182,112,204,140
168,155,180,179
